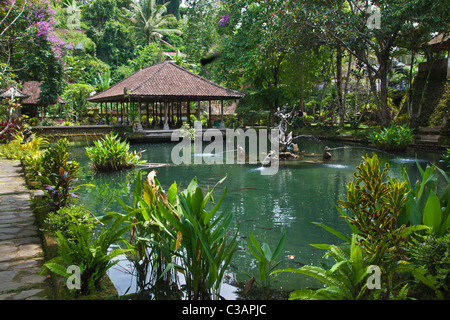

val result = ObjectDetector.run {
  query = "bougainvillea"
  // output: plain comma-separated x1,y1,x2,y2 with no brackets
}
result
25,0,67,61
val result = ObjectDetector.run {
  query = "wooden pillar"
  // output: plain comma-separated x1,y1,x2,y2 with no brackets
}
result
220,100,225,129
145,101,150,127
100,102,103,116
208,100,212,128
159,102,163,127
163,101,169,130
187,101,191,125
121,101,124,125
197,101,201,122
178,102,182,127
152,102,155,127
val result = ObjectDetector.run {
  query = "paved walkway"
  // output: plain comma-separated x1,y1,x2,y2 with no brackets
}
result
0,159,50,300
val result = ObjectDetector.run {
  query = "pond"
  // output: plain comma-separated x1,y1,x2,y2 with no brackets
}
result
69,137,448,299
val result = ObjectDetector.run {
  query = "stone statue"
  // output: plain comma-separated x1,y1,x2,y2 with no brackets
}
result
323,146,332,161
274,104,296,153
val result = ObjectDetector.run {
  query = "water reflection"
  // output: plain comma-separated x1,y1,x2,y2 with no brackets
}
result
69,140,447,298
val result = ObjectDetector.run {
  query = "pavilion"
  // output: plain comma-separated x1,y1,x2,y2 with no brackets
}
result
20,81,67,118
86,61,245,129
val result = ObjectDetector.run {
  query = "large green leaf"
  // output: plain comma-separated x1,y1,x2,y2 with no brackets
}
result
271,230,286,261
423,192,442,233
312,222,351,243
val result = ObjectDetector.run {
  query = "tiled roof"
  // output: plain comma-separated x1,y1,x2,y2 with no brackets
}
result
21,81,66,105
86,61,245,103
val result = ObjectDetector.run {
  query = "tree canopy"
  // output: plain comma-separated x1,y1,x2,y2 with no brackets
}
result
1,0,448,127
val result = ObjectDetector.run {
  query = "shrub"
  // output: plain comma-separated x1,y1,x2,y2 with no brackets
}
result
43,167,81,211
279,154,433,300
118,171,238,300
85,132,145,171
42,205,98,242
408,233,450,298
28,138,79,186
41,211,133,295
368,124,414,151
0,133,48,160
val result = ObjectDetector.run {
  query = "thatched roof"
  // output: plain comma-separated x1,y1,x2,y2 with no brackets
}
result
0,86,30,99
86,61,245,103
428,32,450,50
21,81,66,105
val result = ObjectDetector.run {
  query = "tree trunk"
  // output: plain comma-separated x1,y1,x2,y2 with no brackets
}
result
335,46,344,128
379,60,391,127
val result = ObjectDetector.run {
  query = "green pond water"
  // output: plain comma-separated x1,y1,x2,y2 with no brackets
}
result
68,138,448,299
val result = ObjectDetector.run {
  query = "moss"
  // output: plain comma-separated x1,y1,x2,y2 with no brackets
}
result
429,80,450,127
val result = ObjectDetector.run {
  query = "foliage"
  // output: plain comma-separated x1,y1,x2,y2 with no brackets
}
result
41,211,133,295
85,132,145,171
408,233,450,298
274,235,373,300
368,124,414,151
42,205,98,242
29,138,80,186
0,132,48,160
62,83,96,118
118,170,238,299
246,230,285,296
442,149,450,166
126,0,181,44
309,154,436,299
43,167,81,211
336,155,411,266
155,173,238,300
399,161,450,236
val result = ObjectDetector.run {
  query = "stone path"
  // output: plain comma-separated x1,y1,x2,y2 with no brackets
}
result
0,159,50,300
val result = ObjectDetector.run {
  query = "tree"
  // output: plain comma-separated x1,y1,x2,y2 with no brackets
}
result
82,0,136,67
158,0,180,20
287,0,450,127
182,0,220,69
212,1,292,125
127,0,181,44
19,0,66,105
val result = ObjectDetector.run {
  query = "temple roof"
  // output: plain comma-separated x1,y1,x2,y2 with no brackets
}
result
86,61,245,103
20,81,66,105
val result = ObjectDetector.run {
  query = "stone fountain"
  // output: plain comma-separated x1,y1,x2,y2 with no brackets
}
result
262,104,332,166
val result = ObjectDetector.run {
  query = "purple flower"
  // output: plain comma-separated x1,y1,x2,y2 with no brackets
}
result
218,14,229,26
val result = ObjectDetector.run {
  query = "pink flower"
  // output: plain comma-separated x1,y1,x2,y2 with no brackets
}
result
218,14,229,26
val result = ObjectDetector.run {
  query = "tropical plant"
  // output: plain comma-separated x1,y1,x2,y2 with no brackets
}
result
127,0,182,44
28,138,80,187
0,132,48,160
42,205,98,242
311,154,432,298
246,230,285,297
336,154,411,266
41,211,134,295
110,170,238,299
85,132,145,171
149,172,238,299
112,170,175,294
408,233,450,298
43,167,81,211
94,70,112,93
367,124,414,151
167,177,237,299
399,161,450,236
274,235,374,300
